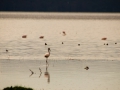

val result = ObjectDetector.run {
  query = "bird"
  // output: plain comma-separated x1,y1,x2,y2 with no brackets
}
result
84,66,89,70
106,43,108,45
62,31,66,36
101,37,107,40
6,49,8,52
22,35,27,38
115,42,117,44
78,44,80,46
44,48,51,65
45,43,47,45
62,42,64,44
39,36,44,39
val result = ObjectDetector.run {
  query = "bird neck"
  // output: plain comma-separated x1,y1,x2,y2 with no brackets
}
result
48,50,50,54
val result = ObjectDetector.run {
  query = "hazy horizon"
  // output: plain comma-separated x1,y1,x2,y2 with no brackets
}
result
0,12,120,20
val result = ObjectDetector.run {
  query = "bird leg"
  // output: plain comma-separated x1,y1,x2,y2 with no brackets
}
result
46,58,49,66
46,59,47,64
46,58,48,65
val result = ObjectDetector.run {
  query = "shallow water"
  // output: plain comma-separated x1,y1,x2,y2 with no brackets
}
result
0,12,120,90
0,18,120,60
0,59,120,90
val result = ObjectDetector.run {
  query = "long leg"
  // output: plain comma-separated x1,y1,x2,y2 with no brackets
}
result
46,58,49,66
46,58,47,63
46,58,48,65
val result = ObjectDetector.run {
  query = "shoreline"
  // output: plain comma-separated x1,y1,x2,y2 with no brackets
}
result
0,12,120,19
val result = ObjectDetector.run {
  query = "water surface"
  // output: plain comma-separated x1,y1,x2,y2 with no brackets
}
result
0,12,120,90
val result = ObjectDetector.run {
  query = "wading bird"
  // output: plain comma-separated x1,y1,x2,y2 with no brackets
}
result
44,48,51,65
84,66,89,70
22,35,27,38
39,36,44,39
6,49,8,52
45,43,47,45
101,37,107,40
62,31,66,36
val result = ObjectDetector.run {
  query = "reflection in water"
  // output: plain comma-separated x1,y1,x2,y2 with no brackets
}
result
39,68,42,78
1,59,120,90
29,69,35,77
44,65,50,83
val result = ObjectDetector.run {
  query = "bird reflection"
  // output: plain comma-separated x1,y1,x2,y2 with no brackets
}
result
29,69,35,77
44,65,50,83
39,68,42,78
